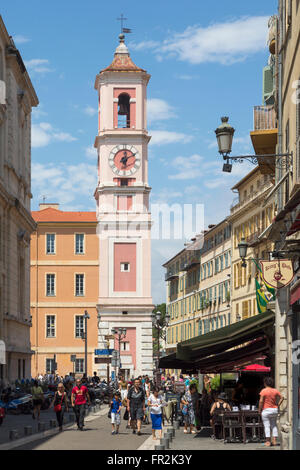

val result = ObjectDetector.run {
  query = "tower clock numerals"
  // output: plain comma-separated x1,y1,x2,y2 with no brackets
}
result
109,144,141,176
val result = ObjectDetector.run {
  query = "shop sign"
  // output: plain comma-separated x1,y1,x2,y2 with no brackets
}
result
260,259,294,289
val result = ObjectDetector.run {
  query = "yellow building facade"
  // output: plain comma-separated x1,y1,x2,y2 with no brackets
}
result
229,168,275,324
30,204,99,378
164,219,231,360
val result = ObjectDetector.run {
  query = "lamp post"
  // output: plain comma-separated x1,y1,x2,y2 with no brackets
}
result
151,310,170,386
82,310,90,378
215,116,293,173
238,238,249,268
111,327,127,379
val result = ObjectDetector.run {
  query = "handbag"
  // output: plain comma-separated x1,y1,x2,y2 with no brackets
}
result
123,408,129,421
54,392,64,412
107,409,112,419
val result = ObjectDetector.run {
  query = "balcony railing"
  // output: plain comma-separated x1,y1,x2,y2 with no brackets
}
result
253,105,276,131
165,271,179,282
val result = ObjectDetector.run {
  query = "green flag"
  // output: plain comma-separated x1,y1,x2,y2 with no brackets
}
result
251,258,276,301
255,278,268,314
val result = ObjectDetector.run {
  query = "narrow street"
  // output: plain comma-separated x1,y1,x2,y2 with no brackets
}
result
15,413,151,450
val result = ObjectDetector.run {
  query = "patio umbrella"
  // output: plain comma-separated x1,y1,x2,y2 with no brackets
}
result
240,364,271,372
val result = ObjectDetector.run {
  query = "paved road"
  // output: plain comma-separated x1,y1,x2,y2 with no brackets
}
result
15,413,152,450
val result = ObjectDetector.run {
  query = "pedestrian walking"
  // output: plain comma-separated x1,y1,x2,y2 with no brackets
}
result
111,392,122,435
31,380,44,420
50,383,69,431
127,378,146,436
71,378,91,431
119,376,128,401
259,377,284,447
148,387,166,440
181,387,196,434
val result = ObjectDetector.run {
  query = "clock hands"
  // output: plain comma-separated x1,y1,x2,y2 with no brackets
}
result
120,151,138,167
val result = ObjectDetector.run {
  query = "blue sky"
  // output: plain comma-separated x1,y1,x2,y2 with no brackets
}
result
2,0,277,303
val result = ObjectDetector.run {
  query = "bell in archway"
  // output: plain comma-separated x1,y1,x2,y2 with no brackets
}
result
118,94,130,116
118,102,129,115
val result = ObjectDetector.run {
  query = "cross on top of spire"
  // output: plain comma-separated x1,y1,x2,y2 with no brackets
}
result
117,14,127,33
117,14,132,35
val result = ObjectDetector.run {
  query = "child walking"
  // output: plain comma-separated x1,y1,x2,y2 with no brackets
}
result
111,392,122,435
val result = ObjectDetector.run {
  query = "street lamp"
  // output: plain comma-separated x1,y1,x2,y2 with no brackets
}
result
111,327,127,378
152,311,170,386
238,238,249,268
82,310,90,378
215,116,293,173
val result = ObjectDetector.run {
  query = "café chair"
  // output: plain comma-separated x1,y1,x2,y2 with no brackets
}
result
211,409,225,439
241,410,264,443
222,412,244,443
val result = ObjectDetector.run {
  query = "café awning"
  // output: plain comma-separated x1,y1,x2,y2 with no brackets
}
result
158,353,195,370
159,336,270,374
177,310,274,362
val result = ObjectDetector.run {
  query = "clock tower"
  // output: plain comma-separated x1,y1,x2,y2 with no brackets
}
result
94,34,154,379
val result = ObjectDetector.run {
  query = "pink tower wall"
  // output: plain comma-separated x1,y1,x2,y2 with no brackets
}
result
114,243,136,292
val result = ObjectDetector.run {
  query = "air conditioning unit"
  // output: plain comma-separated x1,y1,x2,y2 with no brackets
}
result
0,80,6,105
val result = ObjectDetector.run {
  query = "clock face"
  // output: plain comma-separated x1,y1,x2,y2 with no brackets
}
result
109,145,141,176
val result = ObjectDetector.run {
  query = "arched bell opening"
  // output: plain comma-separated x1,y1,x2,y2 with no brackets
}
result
118,93,130,128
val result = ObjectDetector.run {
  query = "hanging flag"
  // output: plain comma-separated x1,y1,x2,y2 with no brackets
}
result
251,258,276,300
255,277,269,314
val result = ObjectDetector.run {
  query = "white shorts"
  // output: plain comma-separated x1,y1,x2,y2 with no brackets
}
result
111,412,121,425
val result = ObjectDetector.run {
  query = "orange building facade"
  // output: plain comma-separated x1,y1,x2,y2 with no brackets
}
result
30,204,99,378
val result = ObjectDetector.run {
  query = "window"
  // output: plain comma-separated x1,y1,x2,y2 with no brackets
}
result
75,274,84,296
46,358,55,374
121,262,130,272
121,342,130,351
46,315,56,338
46,234,56,254
46,274,55,296
75,358,85,374
75,316,84,338
75,234,84,254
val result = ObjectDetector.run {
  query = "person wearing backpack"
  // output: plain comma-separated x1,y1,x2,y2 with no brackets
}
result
50,383,69,431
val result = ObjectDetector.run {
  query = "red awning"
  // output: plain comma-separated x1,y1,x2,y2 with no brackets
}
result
240,364,271,372
287,213,300,236
291,279,300,305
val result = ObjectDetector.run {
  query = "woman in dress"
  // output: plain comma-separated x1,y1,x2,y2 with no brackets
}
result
181,387,196,434
148,388,166,440
50,383,69,431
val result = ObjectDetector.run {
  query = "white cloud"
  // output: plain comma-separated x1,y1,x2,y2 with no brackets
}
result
32,122,77,148
85,146,97,160
32,162,97,208
129,40,161,51
149,130,193,146
84,106,98,117
25,59,53,74
13,35,30,44
147,98,176,124
168,154,204,180
133,16,269,65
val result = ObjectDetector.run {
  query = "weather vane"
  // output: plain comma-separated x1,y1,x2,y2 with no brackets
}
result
117,14,132,34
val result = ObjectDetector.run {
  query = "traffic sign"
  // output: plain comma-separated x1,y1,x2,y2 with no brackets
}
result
95,357,111,364
94,349,114,356
104,335,115,340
